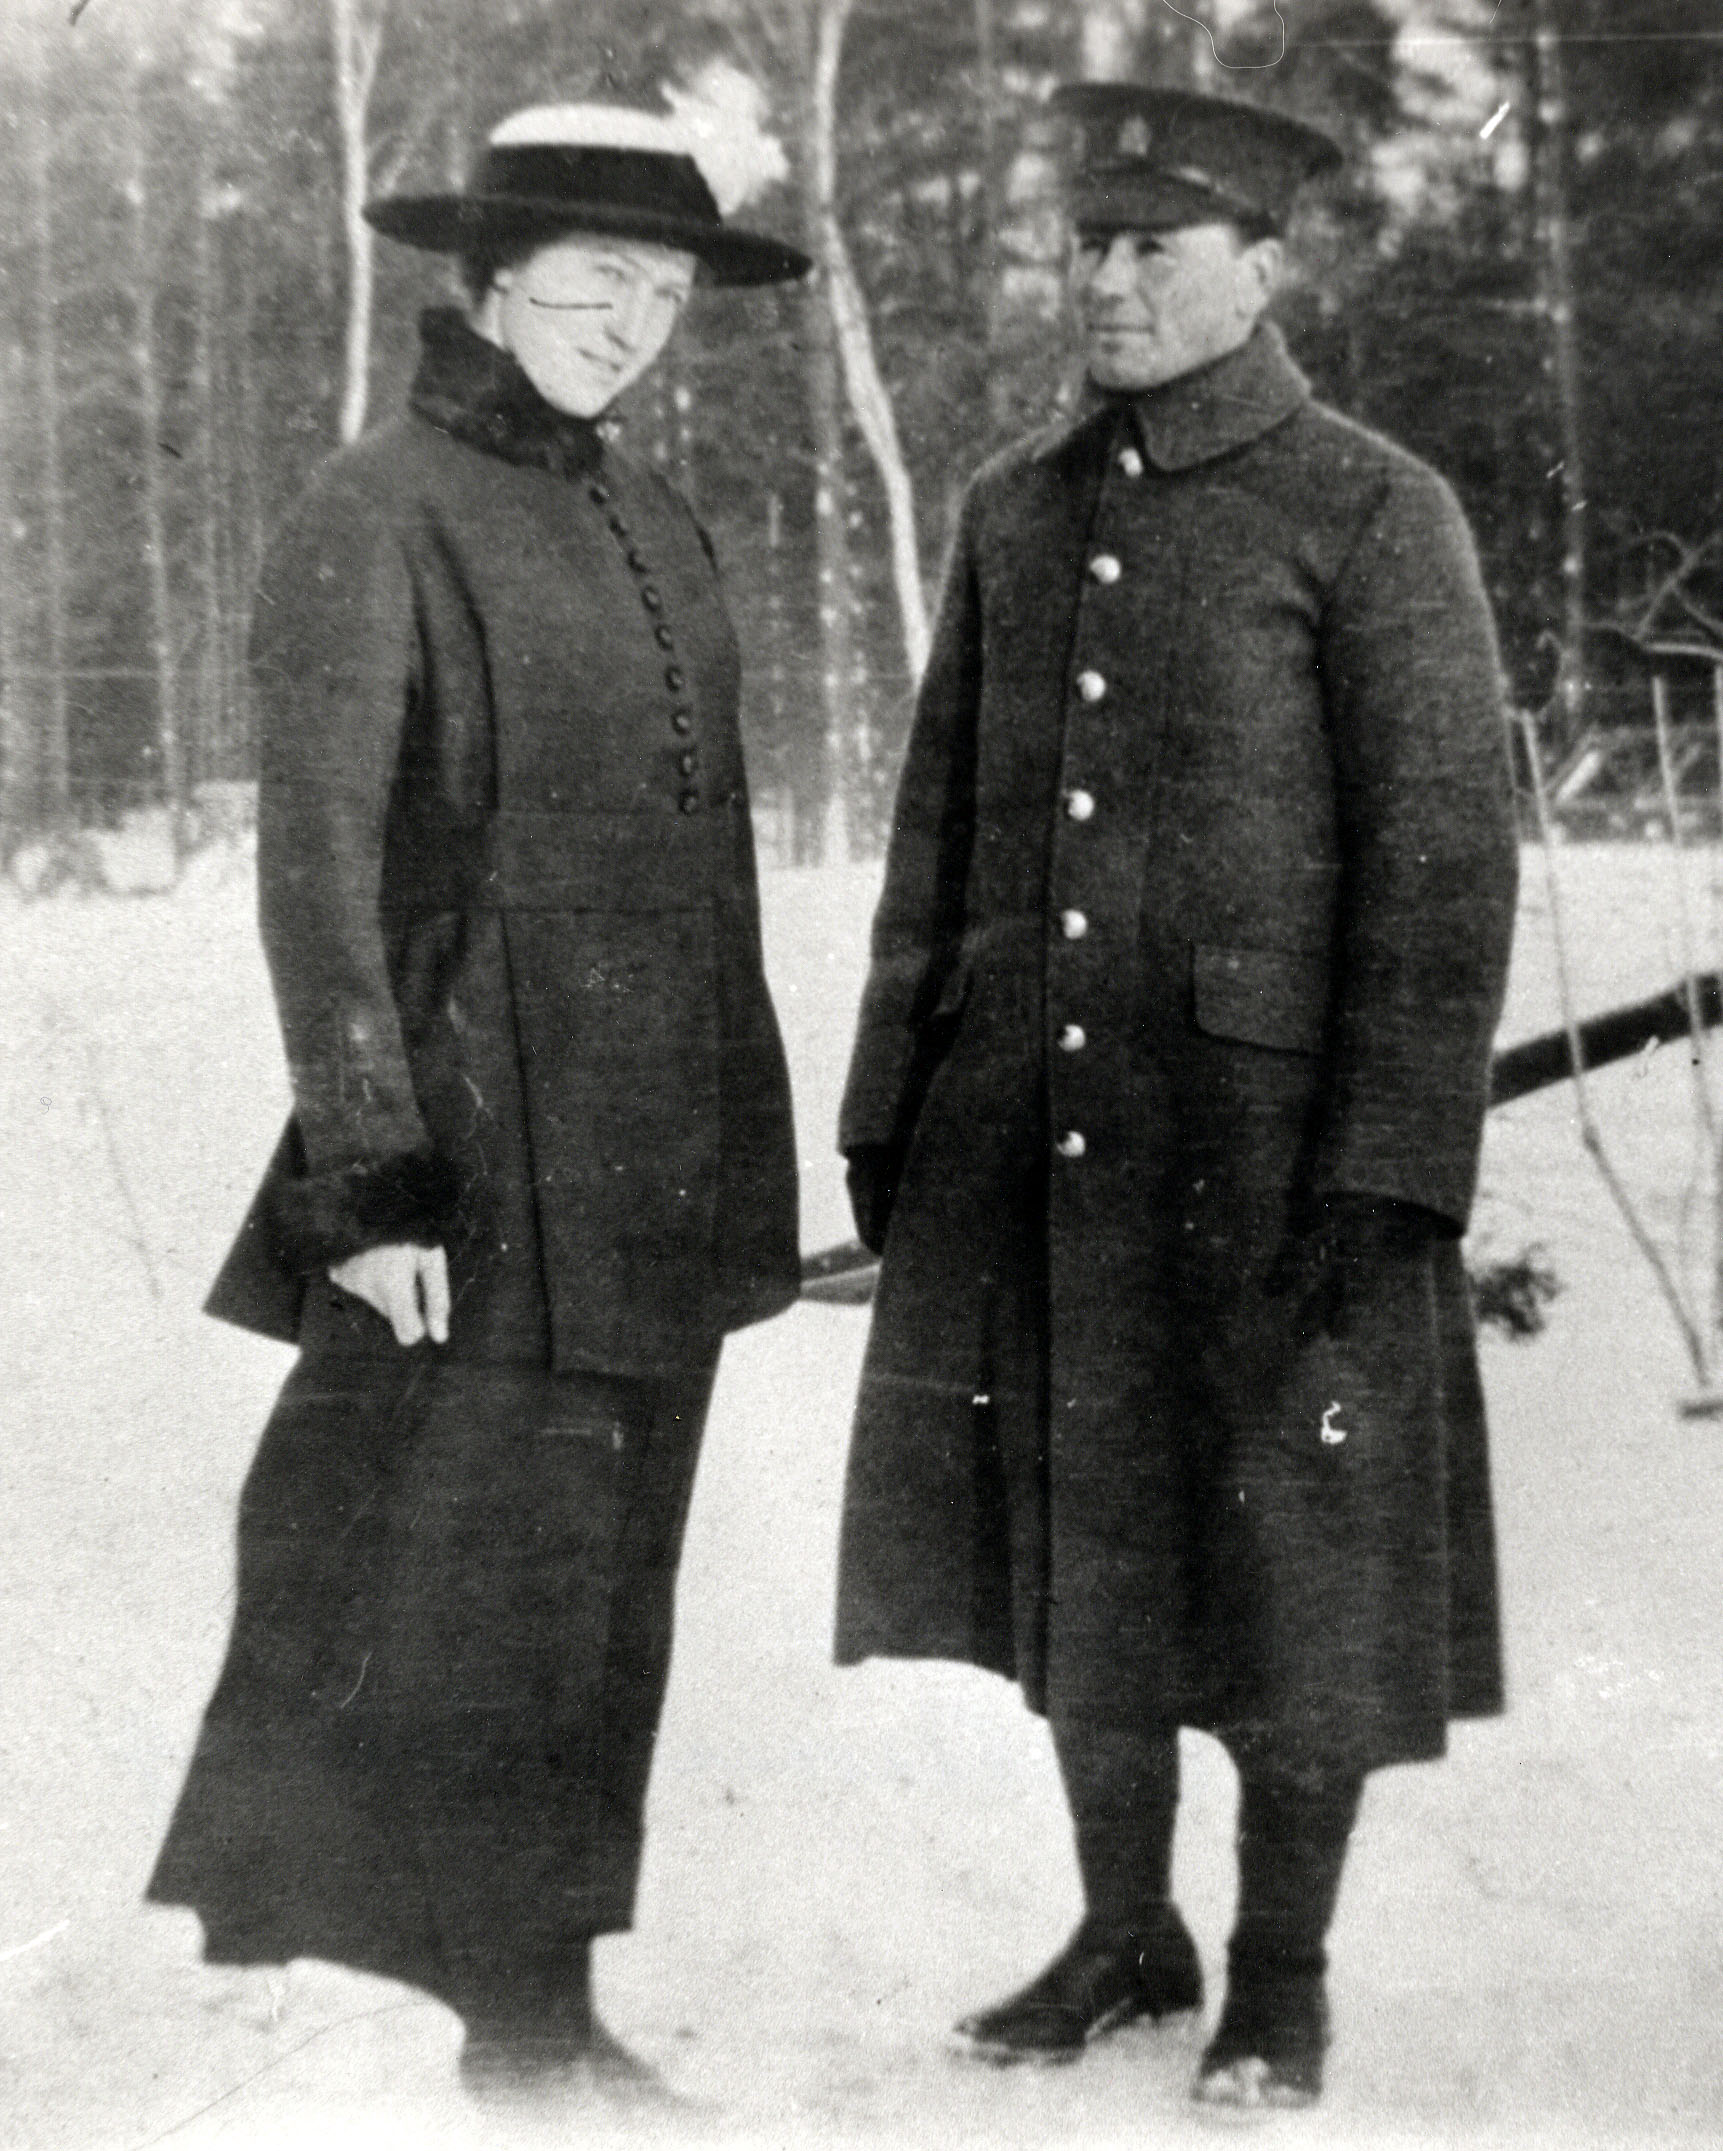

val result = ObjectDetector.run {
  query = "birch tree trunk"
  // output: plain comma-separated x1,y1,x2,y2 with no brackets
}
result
193,136,224,796
811,0,930,682
1528,0,1588,742
27,38,70,828
331,0,386,446
982,54,1071,438
1078,0,1146,79
122,46,186,844
796,18,856,866
0,337,29,853
229,217,264,776
1079,0,1201,83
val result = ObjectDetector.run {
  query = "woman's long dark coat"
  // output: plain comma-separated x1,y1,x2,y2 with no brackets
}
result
205,308,799,1376
834,327,1518,1773
149,313,799,1992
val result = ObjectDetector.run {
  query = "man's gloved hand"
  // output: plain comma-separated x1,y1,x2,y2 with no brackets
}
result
846,1144,905,1257
1265,1193,1448,1344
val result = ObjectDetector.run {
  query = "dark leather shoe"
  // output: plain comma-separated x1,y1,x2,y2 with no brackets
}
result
953,1911,1203,2065
1192,1956,1328,2110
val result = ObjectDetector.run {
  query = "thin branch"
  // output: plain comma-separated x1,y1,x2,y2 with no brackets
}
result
1650,669,1720,1149
78,1030,162,1301
373,93,448,192
1519,706,1708,1380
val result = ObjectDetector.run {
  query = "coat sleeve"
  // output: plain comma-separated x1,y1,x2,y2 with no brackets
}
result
1312,459,1520,1231
250,467,459,1270
837,490,984,1156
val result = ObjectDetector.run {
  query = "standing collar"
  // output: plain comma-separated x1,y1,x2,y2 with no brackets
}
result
1031,321,1309,472
408,306,606,479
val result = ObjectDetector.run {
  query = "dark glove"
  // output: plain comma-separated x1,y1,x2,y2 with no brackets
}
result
845,1144,905,1258
1266,1193,1448,1344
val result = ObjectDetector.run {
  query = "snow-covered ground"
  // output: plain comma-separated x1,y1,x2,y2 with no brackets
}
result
4,840,1723,2149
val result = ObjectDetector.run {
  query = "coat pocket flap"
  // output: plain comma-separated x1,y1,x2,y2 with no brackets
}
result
1191,942,1329,1055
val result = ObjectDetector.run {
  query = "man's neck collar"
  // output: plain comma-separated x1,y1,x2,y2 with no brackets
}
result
1033,322,1309,472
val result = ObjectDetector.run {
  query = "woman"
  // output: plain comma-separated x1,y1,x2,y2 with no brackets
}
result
148,103,808,2094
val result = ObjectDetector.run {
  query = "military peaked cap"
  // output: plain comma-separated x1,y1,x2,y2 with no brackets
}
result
1053,83,1342,235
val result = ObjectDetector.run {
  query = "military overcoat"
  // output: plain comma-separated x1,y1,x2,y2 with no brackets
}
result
208,308,800,1378
834,326,1518,1772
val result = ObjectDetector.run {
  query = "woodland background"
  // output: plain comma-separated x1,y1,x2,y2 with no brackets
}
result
0,0,1719,869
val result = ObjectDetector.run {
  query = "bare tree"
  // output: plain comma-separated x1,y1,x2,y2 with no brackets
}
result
977,0,1076,438
120,34,188,841
811,0,930,681
329,0,388,445
328,0,465,444
0,336,30,852
187,8,252,792
1078,0,1146,78
704,0,933,855
1526,0,1588,739
26,24,70,830
788,2,861,861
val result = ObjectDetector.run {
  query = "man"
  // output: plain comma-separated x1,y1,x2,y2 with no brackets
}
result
147,104,807,2101
834,86,1517,2111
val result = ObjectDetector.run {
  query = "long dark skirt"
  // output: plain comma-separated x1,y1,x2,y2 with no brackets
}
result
147,1343,718,2011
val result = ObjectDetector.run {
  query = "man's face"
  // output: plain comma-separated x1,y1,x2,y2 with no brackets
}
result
1070,219,1281,393
493,233,696,418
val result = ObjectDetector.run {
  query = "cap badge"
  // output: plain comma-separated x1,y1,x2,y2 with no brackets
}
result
1118,115,1153,159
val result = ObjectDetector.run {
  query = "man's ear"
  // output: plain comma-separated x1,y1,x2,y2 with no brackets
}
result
1246,235,1284,307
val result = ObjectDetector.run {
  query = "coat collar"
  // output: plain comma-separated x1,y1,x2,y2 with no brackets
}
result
408,306,606,479
1031,321,1309,473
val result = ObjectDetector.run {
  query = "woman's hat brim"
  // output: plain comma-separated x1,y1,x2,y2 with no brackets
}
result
364,193,811,287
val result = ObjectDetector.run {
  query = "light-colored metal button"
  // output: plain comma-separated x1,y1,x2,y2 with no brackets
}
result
1089,554,1122,584
1065,788,1096,822
1060,909,1088,941
1076,669,1107,703
1058,1023,1087,1052
1056,1129,1087,1159
1119,445,1144,477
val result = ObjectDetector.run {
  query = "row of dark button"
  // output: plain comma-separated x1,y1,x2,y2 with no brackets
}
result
591,478,701,814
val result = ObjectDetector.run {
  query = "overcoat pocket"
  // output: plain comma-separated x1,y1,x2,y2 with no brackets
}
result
1191,942,1329,1055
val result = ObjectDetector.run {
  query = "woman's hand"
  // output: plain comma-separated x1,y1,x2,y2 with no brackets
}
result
328,1243,451,1346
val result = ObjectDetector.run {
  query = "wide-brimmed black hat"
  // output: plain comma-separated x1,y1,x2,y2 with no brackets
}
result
365,103,811,287
1052,83,1342,235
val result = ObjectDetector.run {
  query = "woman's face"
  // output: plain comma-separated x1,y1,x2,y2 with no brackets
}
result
491,233,696,417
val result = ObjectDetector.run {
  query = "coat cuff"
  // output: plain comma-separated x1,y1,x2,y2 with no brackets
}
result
266,1148,462,1273
838,1024,920,1154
